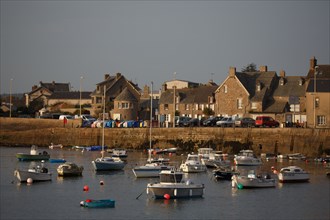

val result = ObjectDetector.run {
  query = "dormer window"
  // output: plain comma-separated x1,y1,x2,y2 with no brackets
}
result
299,79,303,86
279,78,284,86
256,82,261,91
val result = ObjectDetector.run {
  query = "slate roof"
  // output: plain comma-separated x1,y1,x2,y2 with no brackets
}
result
159,85,217,104
306,64,330,93
235,71,277,102
49,91,92,99
114,87,138,102
306,65,330,79
39,81,70,92
273,76,306,97
263,101,289,113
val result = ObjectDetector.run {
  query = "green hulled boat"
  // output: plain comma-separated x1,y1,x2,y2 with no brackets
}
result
16,145,50,161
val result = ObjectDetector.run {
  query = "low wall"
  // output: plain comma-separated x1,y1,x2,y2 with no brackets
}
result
1,118,329,157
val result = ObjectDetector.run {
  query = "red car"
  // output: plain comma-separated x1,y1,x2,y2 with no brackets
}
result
255,116,279,127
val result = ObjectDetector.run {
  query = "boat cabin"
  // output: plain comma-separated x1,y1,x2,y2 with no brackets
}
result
159,170,183,183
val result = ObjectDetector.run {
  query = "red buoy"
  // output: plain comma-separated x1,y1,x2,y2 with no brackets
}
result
164,194,170,200
83,185,89,191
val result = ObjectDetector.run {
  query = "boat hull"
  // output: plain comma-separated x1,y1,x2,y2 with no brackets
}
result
278,173,309,183
14,169,52,182
80,199,115,208
147,183,204,199
132,165,172,178
213,170,236,180
16,153,50,161
92,161,125,171
180,164,206,173
232,175,275,188
234,158,262,166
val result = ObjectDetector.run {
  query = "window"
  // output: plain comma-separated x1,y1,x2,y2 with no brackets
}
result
224,85,228,93
315,97,320,108
257,84,261,91
185,104,189,110
317,115,326,125
121,102,129,109
175,104,179,111
237,98,242,109
164,104,168,110
209,96,214,103
251,102,257,109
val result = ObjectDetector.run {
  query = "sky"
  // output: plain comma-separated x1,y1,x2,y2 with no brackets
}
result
1,0,329,94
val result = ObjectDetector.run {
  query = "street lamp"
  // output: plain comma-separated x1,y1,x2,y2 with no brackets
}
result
80,76,84,116
314,66,319,128
9,78,13,118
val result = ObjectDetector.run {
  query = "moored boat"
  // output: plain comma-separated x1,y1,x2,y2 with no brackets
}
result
277,166,309,183
49,143,63,149
92,155,125,171
232,170,275,189
180,154,207,173
111,149,128,159
14,162,52,182
80,199,115,208
16,145,50,161
132,162,174,178
213,166,238,180
57,162,84,176
234,150,262,166
147,169,205,199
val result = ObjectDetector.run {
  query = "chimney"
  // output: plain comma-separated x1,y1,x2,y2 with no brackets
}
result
280,70,286,78
259,66,268,72
32,85,38,91
162,83,167,93
104,74,110,80
310,56,317,70
116,72,121,80
143,85,150,98
229,67,236,77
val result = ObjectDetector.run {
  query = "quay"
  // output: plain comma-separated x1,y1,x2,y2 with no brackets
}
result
0,118,329,157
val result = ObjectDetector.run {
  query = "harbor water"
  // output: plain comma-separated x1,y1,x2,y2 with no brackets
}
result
1,146,329,220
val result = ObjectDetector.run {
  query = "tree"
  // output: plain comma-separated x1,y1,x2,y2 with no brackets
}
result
203,107,215,117
241,63,257,72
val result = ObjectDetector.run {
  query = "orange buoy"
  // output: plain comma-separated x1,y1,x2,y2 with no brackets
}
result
164,194,170,200
83,185,89,191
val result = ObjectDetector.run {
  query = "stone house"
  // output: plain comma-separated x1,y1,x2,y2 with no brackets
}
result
159,83,218,126
90,73,141,120
214,66,279,119
25,81,71,107
305,57,330,128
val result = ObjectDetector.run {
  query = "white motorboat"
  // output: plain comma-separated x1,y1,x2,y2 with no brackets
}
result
111,149,128,159
288,153,306,160
180,154,207,173
198,148,230,168
277,166,309,183
234,150,262,166
147,169,204,199
49,143,63,149
14,162,52,182
57,162,84,176
232,170,275,189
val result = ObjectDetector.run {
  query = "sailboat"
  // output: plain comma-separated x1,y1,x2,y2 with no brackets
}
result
92,85,126,171
132,82,173,178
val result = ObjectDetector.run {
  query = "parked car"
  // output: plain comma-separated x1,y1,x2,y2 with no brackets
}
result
235,117,255,127
255,116,279,127
176,116,191,127
75,114,96,122
59,115,74,120
216,117,235,127
183,118,204,127
203,116,223,127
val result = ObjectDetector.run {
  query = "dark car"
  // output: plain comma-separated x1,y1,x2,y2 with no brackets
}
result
203,116,223,127
255,116,279,127
175,116,191,127
183,118,203,127
235,117,255,127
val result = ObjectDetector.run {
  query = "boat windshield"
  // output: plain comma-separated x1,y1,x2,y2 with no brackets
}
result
160,173,183,183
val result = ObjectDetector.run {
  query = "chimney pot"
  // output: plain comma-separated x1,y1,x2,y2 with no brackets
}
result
259,66,268,72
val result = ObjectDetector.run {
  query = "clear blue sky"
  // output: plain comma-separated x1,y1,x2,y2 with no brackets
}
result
1,1,329,94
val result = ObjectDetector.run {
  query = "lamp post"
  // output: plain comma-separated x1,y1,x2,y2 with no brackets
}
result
80,76,83,116
313,66,319,128
9,78,13,118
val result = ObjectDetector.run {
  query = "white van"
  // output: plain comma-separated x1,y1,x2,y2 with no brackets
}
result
59,115,74,120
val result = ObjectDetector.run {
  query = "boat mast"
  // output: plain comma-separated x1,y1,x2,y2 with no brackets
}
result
101,84,106,158
149,81,153,151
